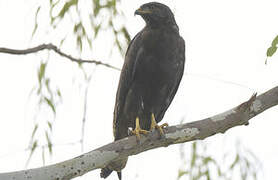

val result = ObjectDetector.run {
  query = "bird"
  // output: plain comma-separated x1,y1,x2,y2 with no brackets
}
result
100,2,185,180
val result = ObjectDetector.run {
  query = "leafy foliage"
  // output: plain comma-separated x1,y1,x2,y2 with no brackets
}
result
265,35,278,64
33,0,130,53
27,60,62,165
27,0,130,165
178,141,261,180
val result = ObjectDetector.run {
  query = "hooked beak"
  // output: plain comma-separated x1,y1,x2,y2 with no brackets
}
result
134,8,152,16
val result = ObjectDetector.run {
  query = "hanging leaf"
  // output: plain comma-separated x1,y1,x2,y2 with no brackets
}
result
93,0,101,16
266,46,277,57
205,170,210,180
265,35,278,64
77,35,83,51
57,0,78,18
30,140,38,157
230,154,239,170
45,132,53,155
271,35,278,47
57,89,62,98
38,62,47,84
31,6,41,38
178,170,189,178
190,142,197,167
94,24,101,38
44,97,56,115
121,27,131,43
31,124,38,139
202,156,215,165
47,121,53,131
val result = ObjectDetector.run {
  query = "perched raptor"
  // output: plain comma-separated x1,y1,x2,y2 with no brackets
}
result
101,2,185,179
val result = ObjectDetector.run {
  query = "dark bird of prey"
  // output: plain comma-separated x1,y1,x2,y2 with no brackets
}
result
100,2,185,180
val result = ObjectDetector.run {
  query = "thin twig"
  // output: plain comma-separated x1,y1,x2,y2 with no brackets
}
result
0,43,121,70
80,73,93,152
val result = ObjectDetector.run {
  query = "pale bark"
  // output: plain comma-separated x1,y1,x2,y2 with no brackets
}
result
0,86,277,180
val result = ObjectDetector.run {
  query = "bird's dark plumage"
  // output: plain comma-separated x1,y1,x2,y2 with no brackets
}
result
101,2,185,179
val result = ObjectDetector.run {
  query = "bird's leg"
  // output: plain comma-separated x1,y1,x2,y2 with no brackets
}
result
131,117,149,140
150,113,168,135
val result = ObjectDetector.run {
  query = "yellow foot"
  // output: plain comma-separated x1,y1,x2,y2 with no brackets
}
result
131,117,149,141
150,113,168,136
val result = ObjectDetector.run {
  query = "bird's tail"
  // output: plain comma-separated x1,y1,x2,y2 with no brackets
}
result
100,167,113,179
100,158,128,180
100,168,122,180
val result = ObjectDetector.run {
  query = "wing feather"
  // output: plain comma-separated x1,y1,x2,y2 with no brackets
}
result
157,37,185,121
113,31,143,140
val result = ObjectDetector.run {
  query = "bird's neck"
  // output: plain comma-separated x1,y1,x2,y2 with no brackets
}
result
146,23,179,34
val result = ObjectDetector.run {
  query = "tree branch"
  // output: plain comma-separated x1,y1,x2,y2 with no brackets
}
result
0,43,121,70
1,86,277,180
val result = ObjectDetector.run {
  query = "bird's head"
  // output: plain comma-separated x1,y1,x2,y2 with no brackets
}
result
135,2,178,29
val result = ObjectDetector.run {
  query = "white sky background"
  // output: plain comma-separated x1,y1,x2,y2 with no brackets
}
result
0,0,278,180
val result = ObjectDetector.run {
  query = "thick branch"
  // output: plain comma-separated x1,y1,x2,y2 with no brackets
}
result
0,43,120,70
1,86,277,180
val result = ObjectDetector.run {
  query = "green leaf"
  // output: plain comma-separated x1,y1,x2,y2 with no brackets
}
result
31,140,38,152
266,46,277,57
77,35,82,51
93,0,101,16
45,132,53,155
57,89,62,98
38,62,47,84
59,36,67,47
44,97,56,114
86,35,92,48
25,140,38,167
230,154,239,169
31,124,38,139
253,172,257,180
217,166,222,177
241,170,247,180
94,24,101,37
48,142,53,155
80,23,86,35
58,0,77,18
178,170,189,179
191,142,197,167
271,35,278,47
45,78,50,92
50,0,61,25
205,170,210,180
121,27,131,43
73,23,81,33
203,157,215,165
31,6,41,38
47,121,53,131
115,38,124,55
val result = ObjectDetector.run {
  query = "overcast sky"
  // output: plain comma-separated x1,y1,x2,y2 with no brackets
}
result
0,0,278,180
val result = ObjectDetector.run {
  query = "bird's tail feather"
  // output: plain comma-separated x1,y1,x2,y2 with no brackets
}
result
100,168,122,180
100,167,113,179
100,158,127,179
117,172,122,180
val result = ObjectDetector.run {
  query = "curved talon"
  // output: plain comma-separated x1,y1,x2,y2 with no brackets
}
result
131,117,149,141
150,113,168,136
